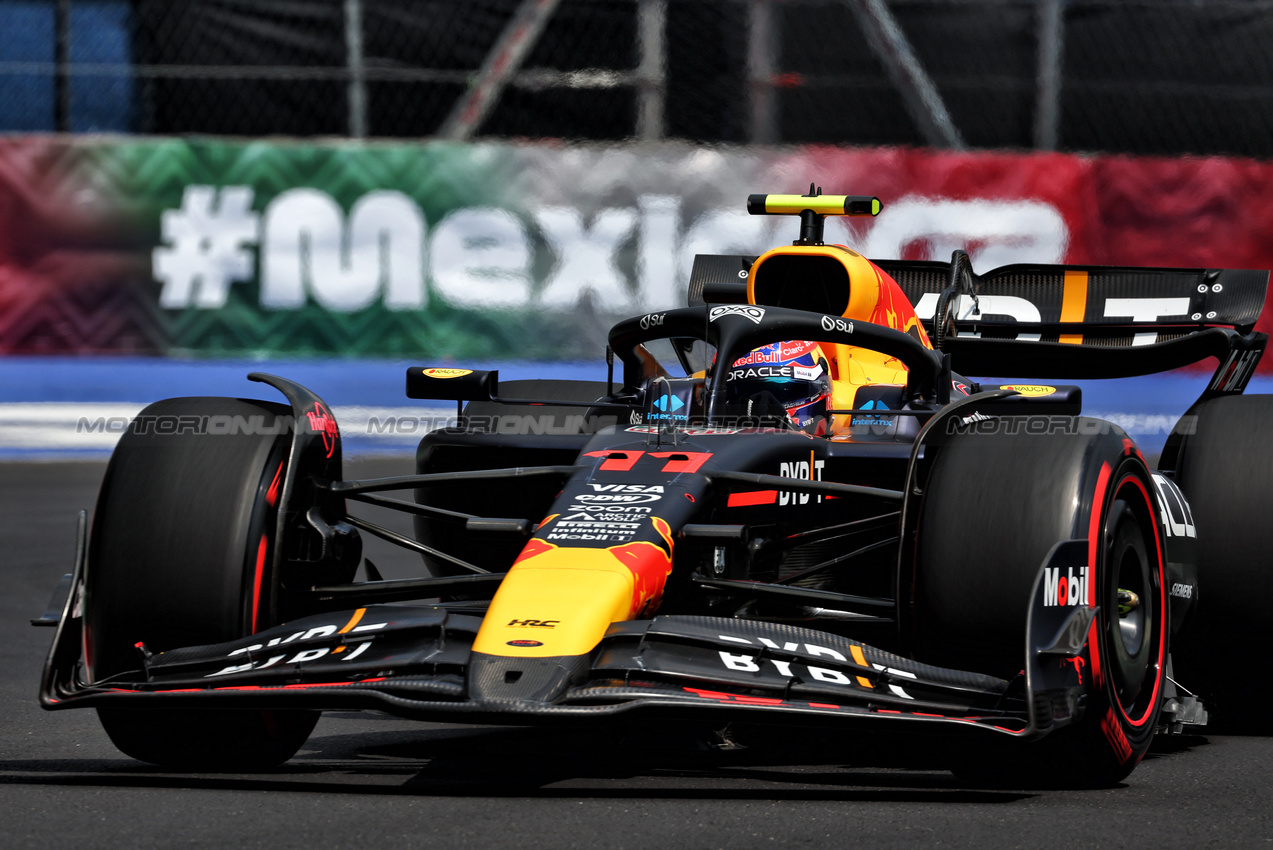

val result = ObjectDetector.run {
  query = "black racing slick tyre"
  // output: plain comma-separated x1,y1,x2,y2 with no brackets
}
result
1172,395,1273,732
911,421,1168,787
85,397,317,769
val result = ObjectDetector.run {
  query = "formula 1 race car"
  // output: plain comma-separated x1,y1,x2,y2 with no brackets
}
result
36,191,1273,786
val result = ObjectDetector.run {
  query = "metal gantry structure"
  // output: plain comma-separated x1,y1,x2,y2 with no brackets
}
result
408,0,1061,149
5,0,1205,155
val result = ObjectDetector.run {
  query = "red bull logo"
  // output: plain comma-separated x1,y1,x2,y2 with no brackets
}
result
608,517,674,617
731,340,819,367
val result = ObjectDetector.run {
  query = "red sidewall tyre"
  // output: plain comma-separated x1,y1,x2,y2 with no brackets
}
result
86,397,318,770
912,422,1167,786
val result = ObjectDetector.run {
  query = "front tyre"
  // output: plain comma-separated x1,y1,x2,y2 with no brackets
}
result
86,397,317,769
1069,467,1167,783
912,424,1167,786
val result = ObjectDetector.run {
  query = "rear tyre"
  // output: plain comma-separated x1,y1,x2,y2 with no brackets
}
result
912,422,1167,787
86,397,317,769
1171,395,1273,732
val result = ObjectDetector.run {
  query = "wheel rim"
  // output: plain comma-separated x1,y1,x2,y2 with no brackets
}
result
1101,474,1165,728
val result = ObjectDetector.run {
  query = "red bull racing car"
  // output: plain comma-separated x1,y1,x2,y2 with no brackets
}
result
35,191,1273,785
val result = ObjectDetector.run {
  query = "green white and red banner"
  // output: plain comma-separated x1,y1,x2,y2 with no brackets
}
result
2,137,1271,363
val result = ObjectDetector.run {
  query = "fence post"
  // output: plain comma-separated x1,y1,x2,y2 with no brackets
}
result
345,0,368,138
1034,0,1064,151
637,0,667,140
55,0,71,132
748,0,777,144
440,0,562,141
842,0,964,150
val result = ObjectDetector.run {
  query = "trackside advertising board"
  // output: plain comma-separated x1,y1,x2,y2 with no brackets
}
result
2,137,1272,364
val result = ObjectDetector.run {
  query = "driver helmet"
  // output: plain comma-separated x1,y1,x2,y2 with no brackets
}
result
726,340,832,429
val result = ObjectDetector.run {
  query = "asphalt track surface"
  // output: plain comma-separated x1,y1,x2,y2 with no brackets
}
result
4,459,1271,849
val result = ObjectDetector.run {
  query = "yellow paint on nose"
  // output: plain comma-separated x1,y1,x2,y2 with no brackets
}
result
472,548,639,658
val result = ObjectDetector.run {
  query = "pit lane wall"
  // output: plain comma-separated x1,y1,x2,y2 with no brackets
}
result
3,137,1272,364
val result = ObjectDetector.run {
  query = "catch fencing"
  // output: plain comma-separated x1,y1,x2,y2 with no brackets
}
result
3,0,1273,157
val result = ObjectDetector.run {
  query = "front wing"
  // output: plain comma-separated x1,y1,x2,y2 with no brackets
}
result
42,555,1095,741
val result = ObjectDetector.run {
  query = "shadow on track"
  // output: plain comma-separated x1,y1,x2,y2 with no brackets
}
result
0,719,1208,801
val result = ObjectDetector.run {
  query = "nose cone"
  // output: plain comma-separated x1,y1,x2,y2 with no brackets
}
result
466,525,674,704
471,520,674,660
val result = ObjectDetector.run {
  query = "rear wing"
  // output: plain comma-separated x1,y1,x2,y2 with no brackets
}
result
689,252,1270,387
